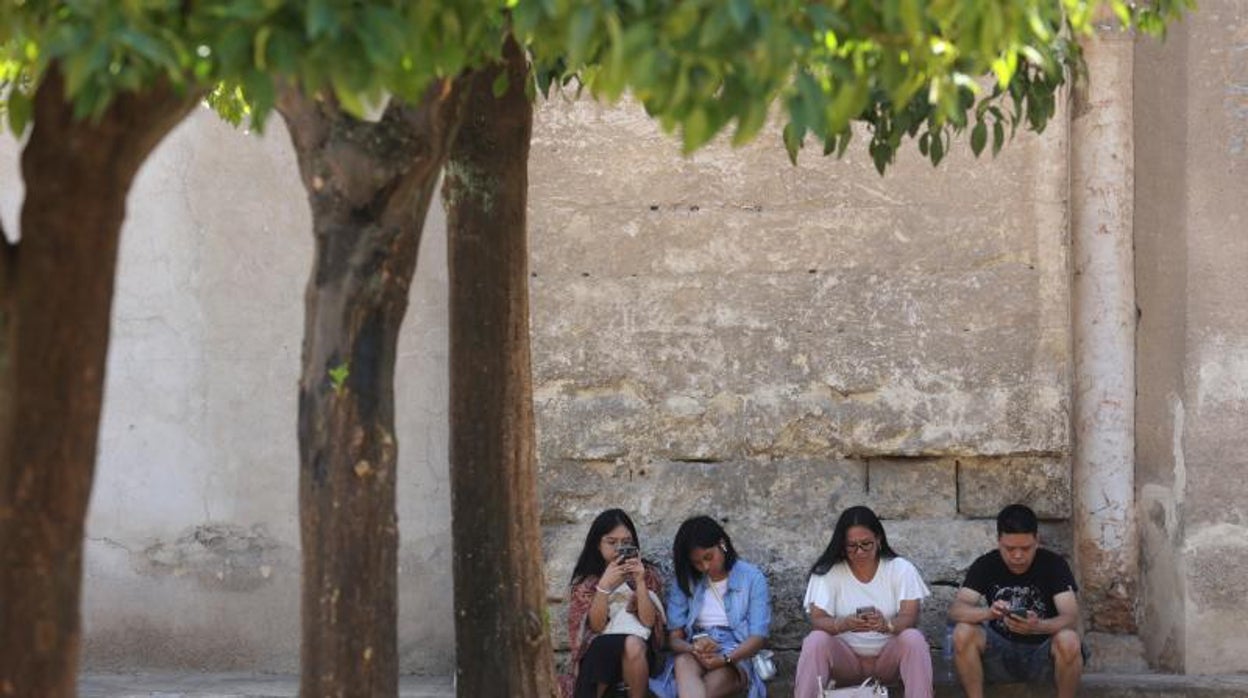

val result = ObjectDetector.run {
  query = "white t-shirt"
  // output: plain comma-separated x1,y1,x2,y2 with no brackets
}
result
803,556,930,656
696,578,730,628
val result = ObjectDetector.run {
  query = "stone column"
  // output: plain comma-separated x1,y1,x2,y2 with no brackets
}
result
1070,22,1138,633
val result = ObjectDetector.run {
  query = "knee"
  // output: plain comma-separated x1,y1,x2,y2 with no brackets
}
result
624,635,646,660
674,652,700,674
801,630,834,654
1052,630,1082,665
899,628,928,652
952,623,980,654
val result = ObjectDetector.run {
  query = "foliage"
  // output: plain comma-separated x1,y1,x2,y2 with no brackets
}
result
3,1,1191,171
516,0,1191,172
0,0,507,135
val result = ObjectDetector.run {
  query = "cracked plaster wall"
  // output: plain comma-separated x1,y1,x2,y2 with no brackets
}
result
1136,0,1248,674
0,108,455,673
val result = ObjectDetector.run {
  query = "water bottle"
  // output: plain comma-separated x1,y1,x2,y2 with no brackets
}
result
942,622,956,683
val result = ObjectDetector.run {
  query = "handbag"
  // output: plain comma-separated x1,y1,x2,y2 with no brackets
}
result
602,586,665,640
820,677,890,697
706,578,777,682
750,649,777,681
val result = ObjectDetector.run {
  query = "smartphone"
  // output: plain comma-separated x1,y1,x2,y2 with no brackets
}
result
615,543,639,560
1008,605,1028,620
690,632,710,643
855,605,878,618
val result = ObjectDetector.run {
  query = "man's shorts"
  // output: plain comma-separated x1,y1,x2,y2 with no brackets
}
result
981,626,1090,684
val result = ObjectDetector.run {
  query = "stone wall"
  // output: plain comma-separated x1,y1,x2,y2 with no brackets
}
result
1135,0,1248,674
528,95,1075,657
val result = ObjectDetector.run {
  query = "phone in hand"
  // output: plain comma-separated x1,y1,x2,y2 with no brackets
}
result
615,543,639,560
856,605,878,619
690,632,717,653
1007,605,1029,620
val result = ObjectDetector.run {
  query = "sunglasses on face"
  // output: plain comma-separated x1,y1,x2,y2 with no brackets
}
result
846,540,877,553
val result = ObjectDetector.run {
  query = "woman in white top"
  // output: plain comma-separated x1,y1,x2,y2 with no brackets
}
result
794,506,933,698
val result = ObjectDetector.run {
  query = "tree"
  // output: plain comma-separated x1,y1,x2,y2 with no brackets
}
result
450,0,1188,694
0,3,508,695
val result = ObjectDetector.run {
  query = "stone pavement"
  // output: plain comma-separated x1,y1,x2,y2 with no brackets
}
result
78,673,454,698
78,671,1248,697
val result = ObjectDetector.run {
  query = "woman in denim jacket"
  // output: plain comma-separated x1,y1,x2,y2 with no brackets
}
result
650,516,771,698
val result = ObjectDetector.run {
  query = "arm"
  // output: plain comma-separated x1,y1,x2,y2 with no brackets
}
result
948,587,1003,625
630,560,656,628
890,598,921,633
586,558,629,633
1006,590,1080,636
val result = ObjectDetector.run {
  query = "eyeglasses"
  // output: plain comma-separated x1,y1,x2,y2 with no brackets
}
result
846,540,877,553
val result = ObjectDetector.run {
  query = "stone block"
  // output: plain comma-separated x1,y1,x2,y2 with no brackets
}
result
957,455,1072,518
864,458,958,518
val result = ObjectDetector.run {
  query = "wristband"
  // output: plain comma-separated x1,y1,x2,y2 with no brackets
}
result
595,585,610,594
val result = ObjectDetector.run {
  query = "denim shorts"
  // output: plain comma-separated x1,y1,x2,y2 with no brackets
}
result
982,627,1089,684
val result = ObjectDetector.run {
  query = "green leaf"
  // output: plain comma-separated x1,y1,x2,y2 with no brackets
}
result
328,361,350,395
307,0,336,39
970,120,987,156
930,129,945,165
6,89,31,135
782,121,804,166
728,0,752,30
492,71,509,98
992,119,1005,155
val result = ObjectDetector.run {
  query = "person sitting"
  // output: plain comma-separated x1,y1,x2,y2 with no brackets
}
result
948,503,1086,698
560,508,665,698
793,505,933,698
650,515,771,698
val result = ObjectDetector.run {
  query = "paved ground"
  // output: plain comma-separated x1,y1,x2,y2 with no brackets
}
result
78,673,454,698
79,671,1248,697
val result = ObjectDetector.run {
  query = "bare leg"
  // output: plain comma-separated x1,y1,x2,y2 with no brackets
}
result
622,636,649,698
953,622,987,698
1051,630,1083,698
702,666,742,698
674,653,707,698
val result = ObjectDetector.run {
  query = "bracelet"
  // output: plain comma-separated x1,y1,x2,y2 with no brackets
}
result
595,585,610,594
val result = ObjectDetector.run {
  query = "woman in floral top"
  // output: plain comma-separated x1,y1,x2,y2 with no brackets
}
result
560,509,665,698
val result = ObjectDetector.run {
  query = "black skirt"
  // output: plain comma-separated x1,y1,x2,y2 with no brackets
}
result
573,634,658,698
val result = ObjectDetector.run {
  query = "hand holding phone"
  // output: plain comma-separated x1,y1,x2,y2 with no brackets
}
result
855,605,878,619
690,632,718,654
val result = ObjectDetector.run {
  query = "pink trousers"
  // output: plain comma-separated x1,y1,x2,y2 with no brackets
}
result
793,628,933,698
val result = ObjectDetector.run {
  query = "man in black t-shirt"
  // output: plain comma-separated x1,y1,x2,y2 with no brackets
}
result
947,504,1085,698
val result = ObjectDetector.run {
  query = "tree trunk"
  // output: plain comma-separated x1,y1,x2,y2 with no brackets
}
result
445,37,556,698
277,81,464,698
0,68,197,697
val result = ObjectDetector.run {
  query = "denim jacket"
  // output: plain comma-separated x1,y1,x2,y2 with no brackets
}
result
666,558,771,645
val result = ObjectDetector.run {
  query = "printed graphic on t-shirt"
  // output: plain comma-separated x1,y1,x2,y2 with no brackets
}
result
989,585,1049,637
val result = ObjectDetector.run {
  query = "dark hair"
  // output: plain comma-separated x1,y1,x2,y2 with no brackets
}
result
571,509,641,585
672,515,739,597
809,505,899,576
997,504,1039,536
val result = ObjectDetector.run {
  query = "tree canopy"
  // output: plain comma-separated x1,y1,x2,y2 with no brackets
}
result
3,1,1189,173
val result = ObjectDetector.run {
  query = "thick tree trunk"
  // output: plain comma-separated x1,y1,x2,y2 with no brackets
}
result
0,68,197,697
444,38,556,698
277,81,464,698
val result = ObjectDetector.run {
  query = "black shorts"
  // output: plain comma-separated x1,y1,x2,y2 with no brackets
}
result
574,634,657,698
982,627,1090,684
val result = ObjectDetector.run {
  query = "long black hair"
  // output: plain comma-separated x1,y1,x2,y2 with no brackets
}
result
672,515,739,597
809,505,899,576
570,509,641,585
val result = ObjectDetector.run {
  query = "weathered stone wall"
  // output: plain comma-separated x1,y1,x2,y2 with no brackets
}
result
528,95,1075,657
1136,0,1248,674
